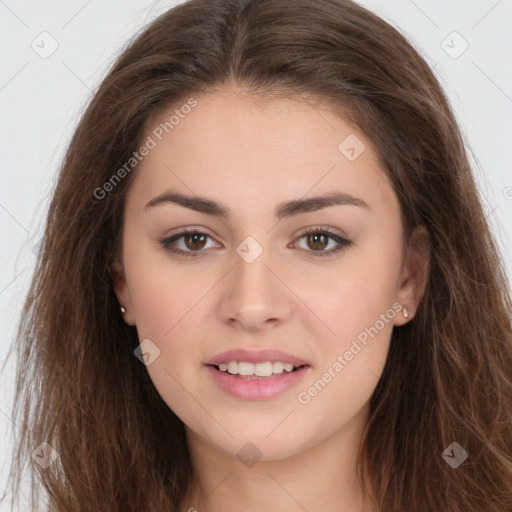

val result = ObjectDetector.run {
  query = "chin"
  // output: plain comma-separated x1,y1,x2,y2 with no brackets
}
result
199,421,313,462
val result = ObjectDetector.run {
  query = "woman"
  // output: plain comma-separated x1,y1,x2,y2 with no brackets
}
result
4,0,512,511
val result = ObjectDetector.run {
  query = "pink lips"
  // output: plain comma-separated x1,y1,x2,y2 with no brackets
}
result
206,365,311,400
204,348,312,400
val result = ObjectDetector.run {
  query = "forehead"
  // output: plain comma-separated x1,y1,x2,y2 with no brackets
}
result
127,88,397,217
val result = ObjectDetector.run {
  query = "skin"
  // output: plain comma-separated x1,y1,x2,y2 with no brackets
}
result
112,84,430,512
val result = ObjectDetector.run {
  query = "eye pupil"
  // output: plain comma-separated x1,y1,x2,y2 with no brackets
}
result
185,232,207,250
308,233,327,250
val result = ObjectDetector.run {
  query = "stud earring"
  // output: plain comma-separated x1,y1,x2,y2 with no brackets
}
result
120,306,126,314
403,307,409,318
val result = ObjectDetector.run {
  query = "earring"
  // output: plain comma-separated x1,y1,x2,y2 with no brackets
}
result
120,306,126,315
403,307,409,318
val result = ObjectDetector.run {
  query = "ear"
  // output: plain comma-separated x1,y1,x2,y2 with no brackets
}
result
394,224,430,326
110,260,136,326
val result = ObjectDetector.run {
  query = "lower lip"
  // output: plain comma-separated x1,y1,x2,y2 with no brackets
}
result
205,365,311,400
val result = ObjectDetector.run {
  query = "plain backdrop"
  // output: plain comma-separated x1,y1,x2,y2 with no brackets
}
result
1,0,511,509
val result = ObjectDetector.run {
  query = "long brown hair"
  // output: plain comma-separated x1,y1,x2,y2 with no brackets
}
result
3,0,512,510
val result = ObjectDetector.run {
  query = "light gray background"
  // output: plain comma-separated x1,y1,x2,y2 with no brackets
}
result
1,1,511,509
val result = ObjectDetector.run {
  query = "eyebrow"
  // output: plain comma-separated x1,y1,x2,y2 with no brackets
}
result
144,190,370,220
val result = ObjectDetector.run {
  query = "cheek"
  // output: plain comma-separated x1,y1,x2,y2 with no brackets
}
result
289,240,400,400
122,234,193,338
292,247,401,345
126,268,209,427
339,228,403,324
294,270,397,434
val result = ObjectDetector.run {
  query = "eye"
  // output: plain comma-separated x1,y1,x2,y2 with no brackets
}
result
160,226,352,259
292,227,352,258
161,228,219,258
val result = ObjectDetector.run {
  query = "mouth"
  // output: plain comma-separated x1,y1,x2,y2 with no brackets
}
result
207,362,310,380
204,349,312,399
205,362,312,400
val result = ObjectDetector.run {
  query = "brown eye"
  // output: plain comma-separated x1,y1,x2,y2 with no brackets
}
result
162,226,351,259
306,232,329,251
294,227,352,258
161,229,218,258
183,232,208,251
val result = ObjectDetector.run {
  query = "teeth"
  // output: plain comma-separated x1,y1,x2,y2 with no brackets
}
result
216,361,298,376
238,361,255,376
273,361,285,373
255,362,273,377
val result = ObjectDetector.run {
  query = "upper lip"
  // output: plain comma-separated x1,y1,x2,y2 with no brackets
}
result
205,349,311,367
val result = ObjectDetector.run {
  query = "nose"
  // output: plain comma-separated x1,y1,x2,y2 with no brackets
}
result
216,241,292,332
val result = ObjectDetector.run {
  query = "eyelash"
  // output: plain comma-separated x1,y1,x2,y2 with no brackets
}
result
160,226,352,259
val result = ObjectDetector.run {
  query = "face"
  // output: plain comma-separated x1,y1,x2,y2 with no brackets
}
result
112,86,428,460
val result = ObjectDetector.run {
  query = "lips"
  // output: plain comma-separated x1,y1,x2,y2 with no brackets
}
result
206,364,311,400
204,348,311,367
